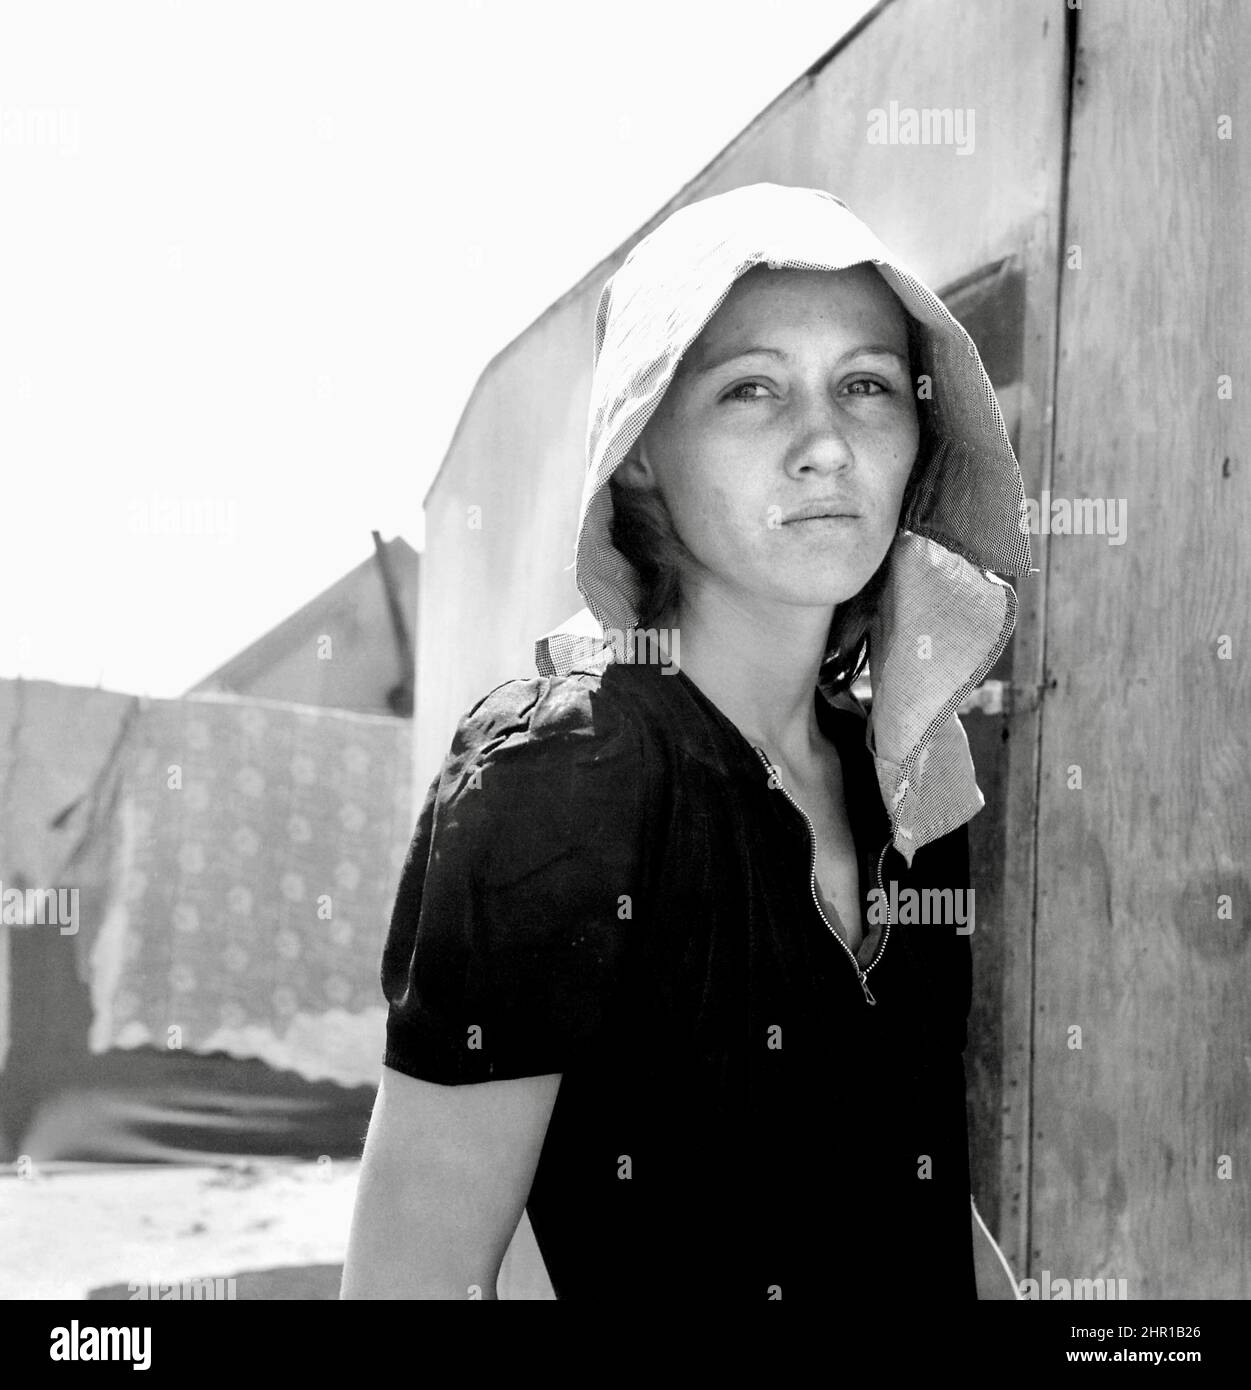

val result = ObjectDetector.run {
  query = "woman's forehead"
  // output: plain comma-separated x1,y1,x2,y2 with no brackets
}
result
679,263,910,371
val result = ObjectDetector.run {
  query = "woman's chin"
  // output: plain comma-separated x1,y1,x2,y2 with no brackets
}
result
742,581,875,612
683,556,880,614
769,566,880,608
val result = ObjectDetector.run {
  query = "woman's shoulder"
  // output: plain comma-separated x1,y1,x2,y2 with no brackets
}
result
435,672,662,830
434,672,656,893
452,670,652,755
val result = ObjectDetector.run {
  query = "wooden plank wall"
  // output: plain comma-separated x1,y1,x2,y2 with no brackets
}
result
941,256,1051,1274
1033,0,1250,1297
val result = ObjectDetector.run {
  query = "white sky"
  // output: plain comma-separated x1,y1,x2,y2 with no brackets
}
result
1,0,878,698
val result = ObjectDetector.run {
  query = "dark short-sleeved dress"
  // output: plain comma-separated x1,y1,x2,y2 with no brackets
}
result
381,657,977,1301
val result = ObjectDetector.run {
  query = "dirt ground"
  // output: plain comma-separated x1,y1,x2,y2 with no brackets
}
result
0,1157,359,1300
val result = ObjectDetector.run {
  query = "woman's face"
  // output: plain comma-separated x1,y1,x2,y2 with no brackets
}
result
620,264,919,617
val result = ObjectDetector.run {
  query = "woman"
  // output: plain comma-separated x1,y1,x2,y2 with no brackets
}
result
342,183,1028,1301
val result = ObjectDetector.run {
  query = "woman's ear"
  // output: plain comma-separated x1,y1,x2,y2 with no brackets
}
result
615,442,655,490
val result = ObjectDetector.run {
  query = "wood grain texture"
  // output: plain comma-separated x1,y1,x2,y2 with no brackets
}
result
1034,0,1250,1298
946,247,1061,1275
995,207,1065,1282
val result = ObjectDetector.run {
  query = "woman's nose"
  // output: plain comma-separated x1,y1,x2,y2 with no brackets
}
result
784,395,855,476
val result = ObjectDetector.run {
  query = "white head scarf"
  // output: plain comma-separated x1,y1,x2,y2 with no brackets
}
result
535,182,1031,866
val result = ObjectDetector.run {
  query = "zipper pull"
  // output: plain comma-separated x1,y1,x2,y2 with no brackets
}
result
858,971,877,1006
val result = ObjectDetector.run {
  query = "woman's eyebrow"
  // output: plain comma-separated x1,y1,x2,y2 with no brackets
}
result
691,343,909,375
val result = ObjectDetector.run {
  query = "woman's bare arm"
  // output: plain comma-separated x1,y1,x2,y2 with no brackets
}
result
340,1065,561,1299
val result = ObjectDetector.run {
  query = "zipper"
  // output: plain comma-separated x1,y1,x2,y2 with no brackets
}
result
752,744,892,1006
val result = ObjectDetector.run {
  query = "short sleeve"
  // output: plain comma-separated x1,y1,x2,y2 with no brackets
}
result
381,675,651,1084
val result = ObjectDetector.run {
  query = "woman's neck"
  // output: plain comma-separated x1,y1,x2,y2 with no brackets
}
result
660,584,834,770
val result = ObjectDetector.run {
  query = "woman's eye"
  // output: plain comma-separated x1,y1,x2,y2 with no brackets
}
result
723,381,772,402
845,378,889,396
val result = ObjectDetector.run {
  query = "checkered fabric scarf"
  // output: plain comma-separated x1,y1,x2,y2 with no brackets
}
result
535,182,1031,866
